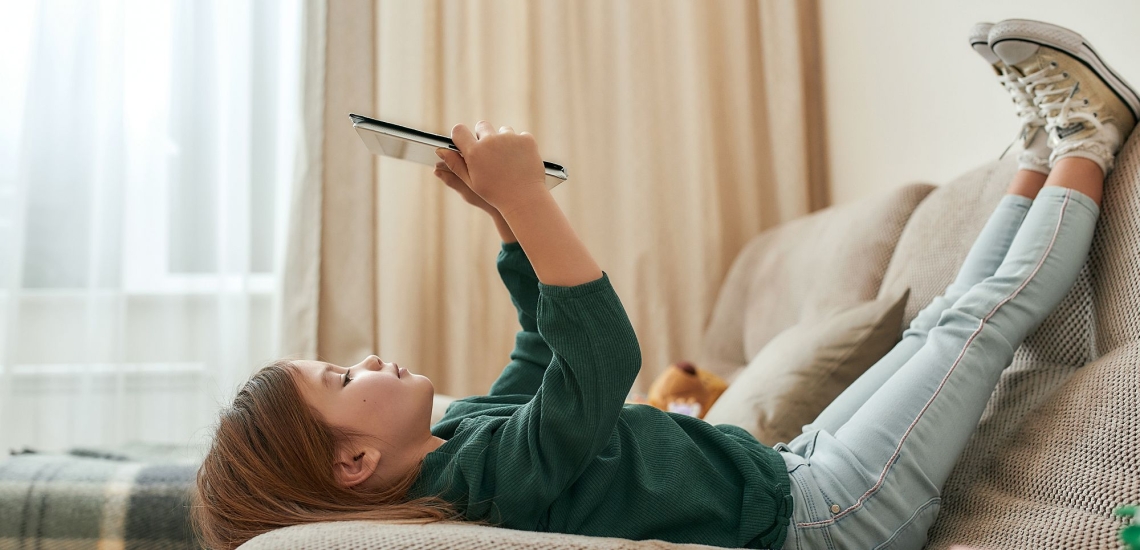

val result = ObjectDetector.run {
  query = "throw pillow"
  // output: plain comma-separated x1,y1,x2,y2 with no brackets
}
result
703,288,909,446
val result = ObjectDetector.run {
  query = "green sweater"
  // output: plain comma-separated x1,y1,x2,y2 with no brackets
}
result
407,241,793,549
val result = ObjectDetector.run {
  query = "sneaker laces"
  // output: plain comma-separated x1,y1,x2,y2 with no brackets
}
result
997,66,1045,159
1020,61,1105,145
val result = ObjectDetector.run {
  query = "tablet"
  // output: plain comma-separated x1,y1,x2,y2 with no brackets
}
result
349,114,568,190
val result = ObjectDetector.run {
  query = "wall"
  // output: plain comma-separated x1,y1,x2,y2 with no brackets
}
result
819,1,1140,204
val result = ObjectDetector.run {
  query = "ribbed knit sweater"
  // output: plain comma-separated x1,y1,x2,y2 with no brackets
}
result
406,241,793,549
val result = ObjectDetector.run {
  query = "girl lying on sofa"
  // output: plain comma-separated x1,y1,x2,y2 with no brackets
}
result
191,19,1138,550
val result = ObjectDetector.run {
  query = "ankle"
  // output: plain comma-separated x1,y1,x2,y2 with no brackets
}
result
1007,169,1048,199
1049,122,1122,177
1045,157,1104,205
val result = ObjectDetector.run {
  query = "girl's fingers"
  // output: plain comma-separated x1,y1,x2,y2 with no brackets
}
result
474,120,496,140
435,168,490,208
451,124,477,152
436,148,471,183
428,165,456,182
498,125,514,134
434,167,461,187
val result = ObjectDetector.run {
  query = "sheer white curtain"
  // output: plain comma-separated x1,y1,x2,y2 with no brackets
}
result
0,0,306,453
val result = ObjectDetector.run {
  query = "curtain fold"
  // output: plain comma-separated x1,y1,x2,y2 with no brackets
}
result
286,0,828,396
277,0,329,362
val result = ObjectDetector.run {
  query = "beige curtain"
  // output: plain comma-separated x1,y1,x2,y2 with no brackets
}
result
280,0,829,398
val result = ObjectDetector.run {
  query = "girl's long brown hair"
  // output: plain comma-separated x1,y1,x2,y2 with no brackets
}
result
190,359,462,550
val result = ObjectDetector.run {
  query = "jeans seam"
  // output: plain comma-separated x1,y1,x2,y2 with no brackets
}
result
872,497,941,550
788,468,836,550
791,469,821,526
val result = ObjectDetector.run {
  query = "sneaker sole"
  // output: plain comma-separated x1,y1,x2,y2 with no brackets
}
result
989,19,1140,123
968,22,998,65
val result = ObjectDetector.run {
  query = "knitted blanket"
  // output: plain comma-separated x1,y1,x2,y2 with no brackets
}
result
0,447,199,549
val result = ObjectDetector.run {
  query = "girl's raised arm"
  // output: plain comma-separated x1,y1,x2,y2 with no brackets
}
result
497,191,601,287
441,121,602,288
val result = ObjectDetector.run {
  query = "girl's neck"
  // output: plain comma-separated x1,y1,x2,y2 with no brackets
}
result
373,435,448,489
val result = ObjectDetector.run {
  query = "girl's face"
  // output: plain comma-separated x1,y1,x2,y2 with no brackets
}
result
292,355,435,463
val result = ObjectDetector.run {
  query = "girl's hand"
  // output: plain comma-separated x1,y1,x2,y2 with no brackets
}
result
433,157,496,216
439,120,548,215
433,153,517,243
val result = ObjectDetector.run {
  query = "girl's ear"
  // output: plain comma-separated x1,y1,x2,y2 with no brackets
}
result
333,446,381,488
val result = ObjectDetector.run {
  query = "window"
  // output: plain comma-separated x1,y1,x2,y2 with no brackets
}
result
0,0,303,452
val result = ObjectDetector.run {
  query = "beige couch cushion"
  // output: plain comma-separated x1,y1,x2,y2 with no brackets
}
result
704,289,909,446
239,520,721,549
699,183,933,381
880,133,1140,549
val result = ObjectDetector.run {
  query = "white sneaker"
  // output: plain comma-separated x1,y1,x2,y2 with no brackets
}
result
970,22,1050,174
989,19,1140,175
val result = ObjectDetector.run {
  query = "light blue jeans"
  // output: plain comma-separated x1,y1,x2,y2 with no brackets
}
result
775,187,1099,550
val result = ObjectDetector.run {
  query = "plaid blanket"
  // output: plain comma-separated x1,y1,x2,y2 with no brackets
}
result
0,446,200,549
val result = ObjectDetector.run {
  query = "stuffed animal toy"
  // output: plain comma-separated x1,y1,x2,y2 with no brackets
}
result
627,361,728,419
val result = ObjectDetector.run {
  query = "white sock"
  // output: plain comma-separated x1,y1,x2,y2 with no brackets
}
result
1017,126,1052,175
1050,122,1121,176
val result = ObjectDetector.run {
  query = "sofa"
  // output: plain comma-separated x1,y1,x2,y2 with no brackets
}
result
245,132,1140,549
4,135,1137,549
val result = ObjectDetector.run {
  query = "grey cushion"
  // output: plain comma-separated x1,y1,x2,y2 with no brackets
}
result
699,183,933,381
704,289,909,446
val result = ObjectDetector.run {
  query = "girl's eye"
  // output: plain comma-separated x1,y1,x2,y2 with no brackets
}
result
342,368,353,387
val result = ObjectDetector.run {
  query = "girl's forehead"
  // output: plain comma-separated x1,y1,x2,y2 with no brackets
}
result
294,360,326,369
286,361,331,392
287,362,330,404
293,360,338,375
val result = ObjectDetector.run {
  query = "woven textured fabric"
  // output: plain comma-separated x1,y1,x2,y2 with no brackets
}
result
1088,134,1140,353
699,183,933,381
238,520,721,550
927,342,1140,549
884,132,1140,549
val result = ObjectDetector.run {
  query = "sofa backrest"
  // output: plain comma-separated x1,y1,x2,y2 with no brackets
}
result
698,183,933,381
877,133,1140,549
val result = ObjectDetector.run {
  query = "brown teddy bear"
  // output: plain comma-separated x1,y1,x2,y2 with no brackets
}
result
627,361,728,419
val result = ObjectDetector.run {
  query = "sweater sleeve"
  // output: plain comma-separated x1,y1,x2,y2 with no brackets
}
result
491,272,643,509
487,241,554,398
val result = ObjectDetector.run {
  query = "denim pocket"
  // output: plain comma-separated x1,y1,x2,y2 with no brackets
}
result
787,461,847,550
